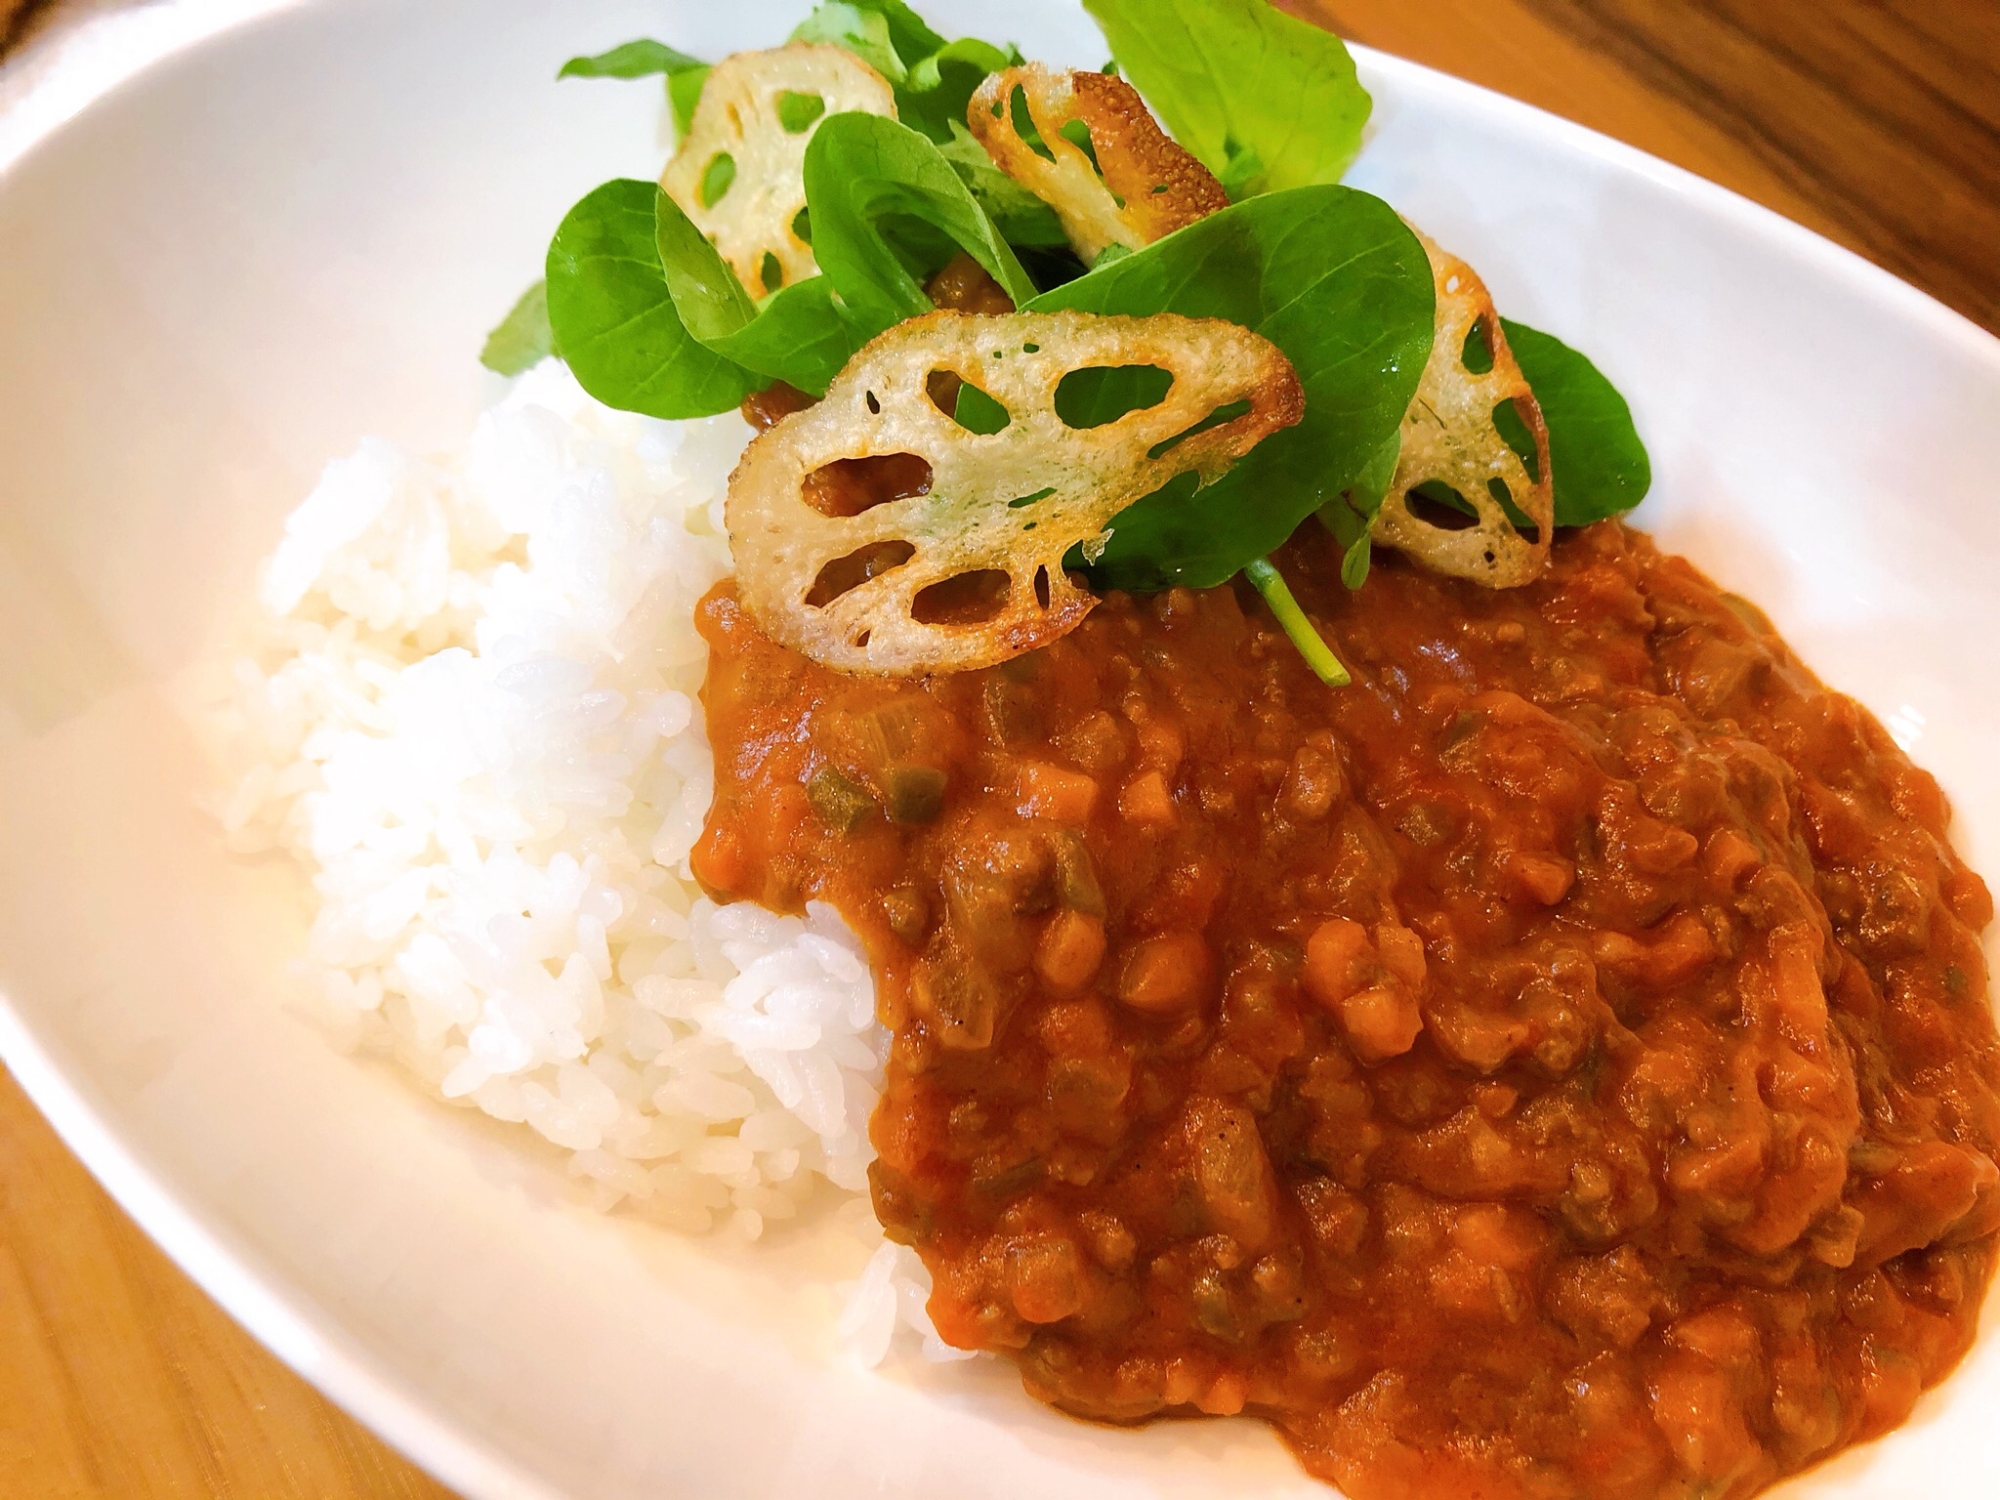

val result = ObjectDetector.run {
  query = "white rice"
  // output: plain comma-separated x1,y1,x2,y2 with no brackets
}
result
217,363,924,1296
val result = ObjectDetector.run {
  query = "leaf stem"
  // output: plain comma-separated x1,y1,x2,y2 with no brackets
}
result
1244,557,1350,687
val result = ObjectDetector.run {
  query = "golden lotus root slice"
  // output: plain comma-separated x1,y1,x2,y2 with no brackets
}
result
1372,231,1555,588
727,310,1303,676
968,65,1231,264
659,44,896,299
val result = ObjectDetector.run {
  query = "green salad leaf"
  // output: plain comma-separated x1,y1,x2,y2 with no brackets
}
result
896,37,1021,143
654,189,867,395
937,120,1069,248
667,68,713,137
479,279,557,376
793,3,907,84
546,117,1044,412
546,179,761,420
1316,426,1401,588
803,113,1040,338
1500,319,1651,525
558,39,703,80
1083,0,1371,198
1030,185,1435,590
793,1,1019,145
532,0,1651,624
830,0,949,65
558,39,711,137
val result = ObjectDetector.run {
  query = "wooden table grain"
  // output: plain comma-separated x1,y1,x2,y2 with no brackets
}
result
1,4,1995,1499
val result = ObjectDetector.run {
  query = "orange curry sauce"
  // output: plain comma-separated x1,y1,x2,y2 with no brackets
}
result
692,521,1999,1500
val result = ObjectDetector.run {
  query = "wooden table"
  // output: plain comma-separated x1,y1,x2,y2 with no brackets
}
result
2,4,1995,1499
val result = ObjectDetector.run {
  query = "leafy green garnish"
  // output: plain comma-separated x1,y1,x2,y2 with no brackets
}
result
1082,0,1370,198
896,37,1021,143
545,179,762,420
1317,426,1401,586
1500,319,1651,525
1030,186,1435,590
937,121,1070,248
654,189,867,395
830,0,949,66
558,39,703,80
551,117,1045,409
802,113,1040,337
792,1,1019,145
558,39,711,138
793,3,908,84
1219,142,1266,204
667,69,712,138
534,0,1651,633
479,279,557,376
1245,558,1349,684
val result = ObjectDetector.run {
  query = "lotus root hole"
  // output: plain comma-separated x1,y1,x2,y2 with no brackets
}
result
700,153,737,208
1485,478,1542,544
1054,365,1175,430
1403,483,1481,532
1010,86,1054,162
1461,317,1496,375
912,570,1014,626
802,455,933,519
777,91,827,134
805,541,916,609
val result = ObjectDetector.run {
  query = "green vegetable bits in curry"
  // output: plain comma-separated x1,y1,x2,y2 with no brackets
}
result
498,0,1650,612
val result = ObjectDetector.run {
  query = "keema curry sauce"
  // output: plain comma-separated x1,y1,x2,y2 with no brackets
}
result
694,520,1998,1500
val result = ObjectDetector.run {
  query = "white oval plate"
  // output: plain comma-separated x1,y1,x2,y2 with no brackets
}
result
1,3,1997,1497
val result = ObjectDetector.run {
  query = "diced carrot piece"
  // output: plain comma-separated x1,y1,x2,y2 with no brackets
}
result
1016,760,1100,824
1119,769,1175,824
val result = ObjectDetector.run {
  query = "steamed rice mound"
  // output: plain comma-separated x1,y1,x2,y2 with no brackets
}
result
222,363,891,1241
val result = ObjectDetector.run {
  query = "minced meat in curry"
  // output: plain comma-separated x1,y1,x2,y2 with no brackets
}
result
693,520,1998,1500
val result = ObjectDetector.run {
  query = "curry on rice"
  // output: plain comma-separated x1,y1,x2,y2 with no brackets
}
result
471,2,2000,1494
696,519,1997,1500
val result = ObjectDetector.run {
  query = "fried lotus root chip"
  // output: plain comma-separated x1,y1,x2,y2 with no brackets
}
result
659,44,896,299
1372,231,1555,588
728,311,1303,676
967,65,1231,264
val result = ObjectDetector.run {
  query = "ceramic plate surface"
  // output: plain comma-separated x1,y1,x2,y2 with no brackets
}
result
1,3,1997,1497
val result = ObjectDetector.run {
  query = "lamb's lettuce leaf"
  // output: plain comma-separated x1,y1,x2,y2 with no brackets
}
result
558,39,710,137
479,280,557,376
558,39,702,80
896,37,1020,143
822,0,948,66
1030,185,1434,589
545,179,761,419
1083,0,1370,198
546,118,1041,411
793,3,907,84
803,113,1040,337
1500,319,1651,525
654,189,867,395
793,1,1019,144
938,120,1069,248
